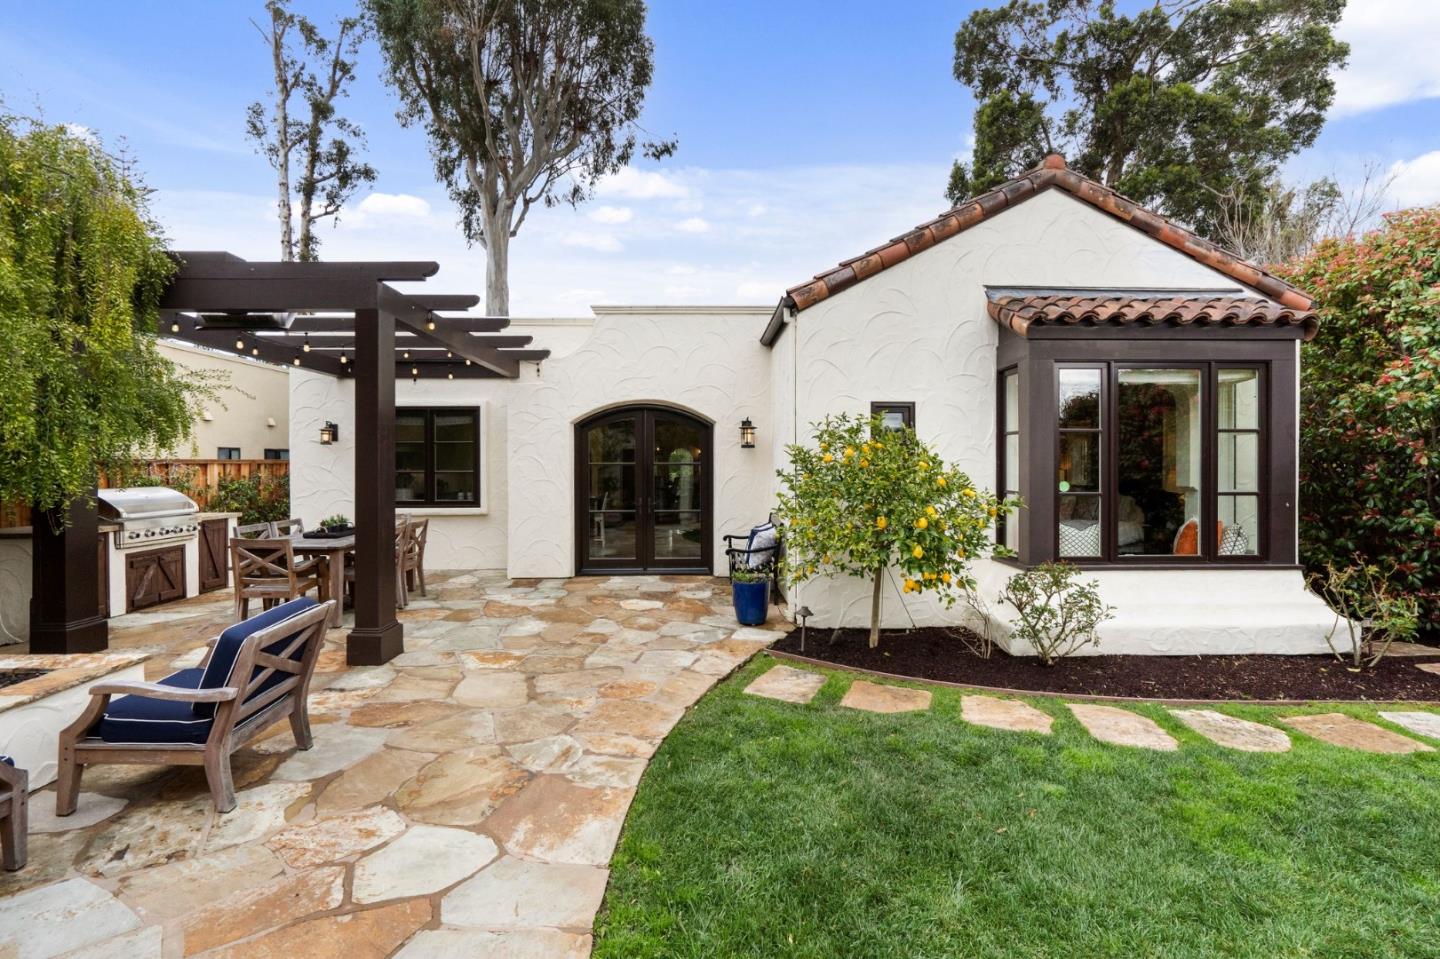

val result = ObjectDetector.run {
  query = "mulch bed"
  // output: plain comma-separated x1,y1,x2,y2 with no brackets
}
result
772,625,1440,701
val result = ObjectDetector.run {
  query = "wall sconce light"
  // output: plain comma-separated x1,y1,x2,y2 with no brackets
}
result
739,418,756,449
319,421,339,445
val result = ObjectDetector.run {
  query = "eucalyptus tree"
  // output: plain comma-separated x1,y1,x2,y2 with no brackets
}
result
946,0,1349,240
366,0,675,315
247,0,376,261
0,117,209,517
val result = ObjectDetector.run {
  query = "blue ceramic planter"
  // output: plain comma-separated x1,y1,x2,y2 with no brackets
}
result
731,579,769,626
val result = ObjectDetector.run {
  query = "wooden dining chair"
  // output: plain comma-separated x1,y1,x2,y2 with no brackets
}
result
402,518,429,598
344,520,410,609
272,517,305,536
0,756,27,871
236,521,274,538
230,537,329,621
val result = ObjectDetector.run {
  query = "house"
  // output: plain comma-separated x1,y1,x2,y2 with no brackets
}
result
284,155,1334,655
157,341,290,460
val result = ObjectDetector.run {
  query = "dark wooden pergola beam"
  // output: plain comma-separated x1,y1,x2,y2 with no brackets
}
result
165,314,348,376
283,314,511,333
379,285,519,378
270,333,535,352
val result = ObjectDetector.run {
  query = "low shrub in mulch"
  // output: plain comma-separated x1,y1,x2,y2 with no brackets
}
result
772,625,1440,701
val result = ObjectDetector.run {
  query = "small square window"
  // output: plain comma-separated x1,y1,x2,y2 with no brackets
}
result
263,448,289,461
217,447,241,460
870,401,915,432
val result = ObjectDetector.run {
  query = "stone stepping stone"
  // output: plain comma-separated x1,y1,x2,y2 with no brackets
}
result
1282,713,1434,754
1068,703,1178,751
839,680,932,714
744,665,825,704
961,695,1052,734
1167,709,1290,753
1378,711,1440,742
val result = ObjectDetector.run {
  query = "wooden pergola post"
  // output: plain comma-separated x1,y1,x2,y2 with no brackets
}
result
348,306,403,665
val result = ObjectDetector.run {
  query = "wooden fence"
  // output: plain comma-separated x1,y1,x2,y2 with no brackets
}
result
1,459,290,528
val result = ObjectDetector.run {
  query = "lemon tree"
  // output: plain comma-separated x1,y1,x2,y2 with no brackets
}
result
775,414,1015,648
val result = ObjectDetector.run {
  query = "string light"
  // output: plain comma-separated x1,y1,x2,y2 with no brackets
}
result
464,359,471,366
292,357,301,366
402,350,410,360
251,347,260,356
234,338,245,351
302,333,311,353
447,371,454,380
426,320,436,331
170,322,181,333
339,353,348,365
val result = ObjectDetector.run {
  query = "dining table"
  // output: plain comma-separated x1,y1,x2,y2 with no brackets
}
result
286,532,354,627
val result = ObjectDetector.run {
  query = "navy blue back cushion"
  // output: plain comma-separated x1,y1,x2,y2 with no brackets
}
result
195,598,319,719
98,669,214,745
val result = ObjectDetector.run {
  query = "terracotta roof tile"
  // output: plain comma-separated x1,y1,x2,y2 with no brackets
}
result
986,293,1318,341
782,155,1314,315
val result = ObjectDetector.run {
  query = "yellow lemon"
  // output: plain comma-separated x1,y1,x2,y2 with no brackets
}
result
962,487,975,498
858,458,870,468
912,545,924,559
861,443,870,454
844,446,855,457
936,477,947,487
941,571,952,584
923,571,936,581
915,517,928,529
988,506,998,517
919,460,930,471
875,516,888,530
925,505,937,517
822,453,834,463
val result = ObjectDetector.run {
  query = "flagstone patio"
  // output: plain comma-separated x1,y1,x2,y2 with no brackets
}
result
0,572,782,958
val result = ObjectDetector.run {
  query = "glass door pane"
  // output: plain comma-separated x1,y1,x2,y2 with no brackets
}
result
585,417,639,562
1116,368,1203,555
650,414,705,564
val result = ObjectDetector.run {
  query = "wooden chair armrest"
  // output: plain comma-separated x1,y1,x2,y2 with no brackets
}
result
88,681,240,703
0,761,24,789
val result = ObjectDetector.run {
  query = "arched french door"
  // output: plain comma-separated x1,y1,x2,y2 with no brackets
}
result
575,406,712,574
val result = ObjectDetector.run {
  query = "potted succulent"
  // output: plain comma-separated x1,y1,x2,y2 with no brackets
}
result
318,514,354,536
730,566,771,626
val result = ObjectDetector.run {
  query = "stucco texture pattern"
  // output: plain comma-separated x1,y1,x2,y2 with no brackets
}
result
507,311,774,578
781,190,1329,653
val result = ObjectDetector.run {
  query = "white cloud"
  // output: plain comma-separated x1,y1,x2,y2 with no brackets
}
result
596,167,689,200
588,205,634,224
62,122,98,144
675,217,710,234
561,230,623,253
746,203,767,217
1332,1,1440,116
355,192,432,218
1387,151,1440,206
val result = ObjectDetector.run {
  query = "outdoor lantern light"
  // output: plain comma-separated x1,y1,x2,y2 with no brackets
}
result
740,418,756,449
796,605,813,653
319,421,339,445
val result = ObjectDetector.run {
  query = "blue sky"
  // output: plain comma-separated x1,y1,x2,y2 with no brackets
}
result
4,0,1438,313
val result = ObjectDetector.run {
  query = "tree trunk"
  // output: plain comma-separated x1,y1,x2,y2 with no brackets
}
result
269,26,294,262
483,210,511,316
868,566,884,648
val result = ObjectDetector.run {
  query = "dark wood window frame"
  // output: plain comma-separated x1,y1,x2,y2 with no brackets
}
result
996,369,1021,551
263,448,290,461
870,401,916,431
996,327,1299,570
216,447,241,460
395,406,482,508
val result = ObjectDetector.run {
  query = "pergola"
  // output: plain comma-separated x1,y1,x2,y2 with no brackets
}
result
156,252,549,664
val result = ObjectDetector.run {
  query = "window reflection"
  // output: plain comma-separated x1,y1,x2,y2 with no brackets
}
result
1117,369,1202,555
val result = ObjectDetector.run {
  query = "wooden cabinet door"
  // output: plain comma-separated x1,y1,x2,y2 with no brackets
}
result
198,519,228,592
126,546,185,612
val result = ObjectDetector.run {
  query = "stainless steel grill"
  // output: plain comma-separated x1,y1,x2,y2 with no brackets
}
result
97,488,201,549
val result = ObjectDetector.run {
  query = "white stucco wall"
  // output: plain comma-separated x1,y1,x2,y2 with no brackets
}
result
779,189,1332,654
507,307,776,578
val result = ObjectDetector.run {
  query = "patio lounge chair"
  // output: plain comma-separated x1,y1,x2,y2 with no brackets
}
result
55,598,335,815
0,756,26,871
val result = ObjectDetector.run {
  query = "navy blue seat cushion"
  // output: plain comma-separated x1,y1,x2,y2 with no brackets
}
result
96,669,214,745
0,756,13,766
195,597,318,719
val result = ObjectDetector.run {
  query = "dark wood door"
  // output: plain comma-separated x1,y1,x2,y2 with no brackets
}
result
125,545,185,613
576,407,711,574
198,519,228,592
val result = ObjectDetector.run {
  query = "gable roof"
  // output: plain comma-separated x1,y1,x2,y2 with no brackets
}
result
987,291,1318,341
776,155,1314,325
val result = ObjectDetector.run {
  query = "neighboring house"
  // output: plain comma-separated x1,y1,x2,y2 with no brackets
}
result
288,155,1333,655
157,341,290,460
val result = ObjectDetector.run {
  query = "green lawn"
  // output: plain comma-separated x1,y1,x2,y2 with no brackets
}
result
594,656,1440,959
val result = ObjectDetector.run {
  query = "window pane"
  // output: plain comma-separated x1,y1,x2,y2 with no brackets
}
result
434,412,475,442
433,471,475,502
435,443,475,472
653,510,703,560
1218,369,1260,430
589,465,636,510
654,464,701,511
395,414,426,443
396,472,424,501
588,510,637,560
1117,368,1202,555
1218,432,1259,493
654,417,705,463
1002,507,1020,550
1004,434,1019,492
1219,494,1260,555
1058,433,1100,492
1005,372,1019,427
1058,368,1100,428
588,418,637,462
1058,495,1101,557
878,409,909,431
